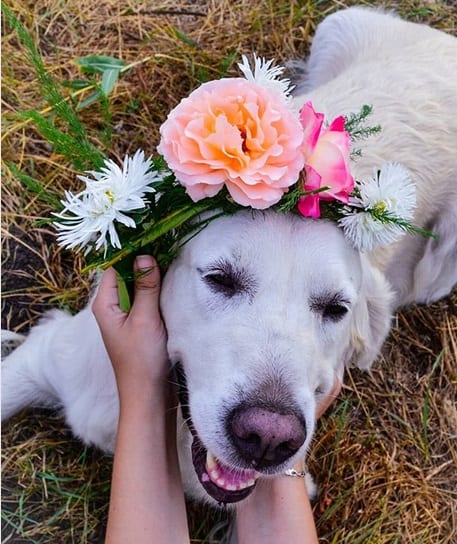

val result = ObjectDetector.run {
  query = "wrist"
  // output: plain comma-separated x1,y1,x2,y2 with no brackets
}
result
117,378,175,417
235,472,318,544
114,358,171,393
255,470,311,496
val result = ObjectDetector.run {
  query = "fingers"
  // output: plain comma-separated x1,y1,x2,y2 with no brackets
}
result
92,255,161,331
129,255,162,322
315,379,342,420
93,267,122,325
331,379,342,398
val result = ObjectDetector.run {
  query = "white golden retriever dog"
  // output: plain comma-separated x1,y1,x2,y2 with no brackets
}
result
2,8,457,506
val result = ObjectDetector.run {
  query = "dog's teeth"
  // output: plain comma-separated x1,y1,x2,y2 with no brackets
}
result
206,451,217,470
236,478,256,490
204,451,257,492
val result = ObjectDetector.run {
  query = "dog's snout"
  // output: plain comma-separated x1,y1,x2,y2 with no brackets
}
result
228,406,306,469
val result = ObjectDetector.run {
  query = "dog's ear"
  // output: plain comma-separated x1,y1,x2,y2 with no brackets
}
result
345,255,394,370
412,197,457,304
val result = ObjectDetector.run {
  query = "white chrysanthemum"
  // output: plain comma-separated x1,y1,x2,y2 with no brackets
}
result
238,53,294,101
352,162,416,221
54,150,161,254
339,211,408,252
339,162,417,252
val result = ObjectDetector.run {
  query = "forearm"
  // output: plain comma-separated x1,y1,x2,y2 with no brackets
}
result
235,474,318,544
105,385,190,544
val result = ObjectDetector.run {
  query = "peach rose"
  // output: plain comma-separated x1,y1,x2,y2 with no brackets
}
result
298,102,354,218
157,79,305,209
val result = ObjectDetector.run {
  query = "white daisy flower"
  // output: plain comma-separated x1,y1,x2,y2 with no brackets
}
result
54,150,161,254
339,162,417,252
351,162,416,221
238,53,294,101
339,211,408,252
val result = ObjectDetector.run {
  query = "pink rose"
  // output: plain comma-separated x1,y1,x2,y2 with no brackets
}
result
298,102,354,218
158,79,305,209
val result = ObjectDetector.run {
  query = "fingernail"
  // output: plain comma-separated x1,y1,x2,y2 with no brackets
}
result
136,255,153,268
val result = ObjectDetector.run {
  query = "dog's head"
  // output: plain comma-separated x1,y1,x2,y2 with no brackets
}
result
161,211,393,504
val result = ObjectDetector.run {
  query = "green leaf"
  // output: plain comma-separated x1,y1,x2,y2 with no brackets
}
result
20,109,104,170
219,51,237,76
76,90,103,110
2,3,97,152
344,104,381,143
62,79,94,91
170,28,200,48
74,55,125,75
196,66,211,83
1,3,105,168
85,200,216,272
62,79,94,90
101,68,120,96
7,162,62,208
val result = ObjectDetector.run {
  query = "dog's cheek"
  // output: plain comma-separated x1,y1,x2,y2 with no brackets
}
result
346,258,394,369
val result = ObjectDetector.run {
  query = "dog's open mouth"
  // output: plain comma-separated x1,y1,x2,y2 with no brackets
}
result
173,363,258,504
191,434,258,503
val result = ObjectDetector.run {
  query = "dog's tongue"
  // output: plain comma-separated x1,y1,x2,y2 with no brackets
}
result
191,435,258,503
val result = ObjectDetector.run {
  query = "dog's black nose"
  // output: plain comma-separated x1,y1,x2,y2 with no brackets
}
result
228,406,306,469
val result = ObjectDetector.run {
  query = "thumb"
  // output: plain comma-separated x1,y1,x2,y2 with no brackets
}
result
129,255,162,322
93,267,127,329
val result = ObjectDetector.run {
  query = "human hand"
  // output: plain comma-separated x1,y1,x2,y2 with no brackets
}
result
315,378,342,420
92,255,169,405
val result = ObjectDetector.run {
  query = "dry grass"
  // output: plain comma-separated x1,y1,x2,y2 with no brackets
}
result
310,296,457,543
1,0,456,542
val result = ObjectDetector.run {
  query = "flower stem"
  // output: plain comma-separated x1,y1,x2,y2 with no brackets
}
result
83,200,216,273
115,271,132,312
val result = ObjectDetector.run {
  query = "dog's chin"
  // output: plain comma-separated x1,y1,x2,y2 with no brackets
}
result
191,433,258,504
173,362,258,504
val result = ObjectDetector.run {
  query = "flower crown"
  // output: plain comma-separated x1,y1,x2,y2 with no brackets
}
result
54,55,430,309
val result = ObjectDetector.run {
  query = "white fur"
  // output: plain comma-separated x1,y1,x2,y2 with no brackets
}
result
2,8,456,505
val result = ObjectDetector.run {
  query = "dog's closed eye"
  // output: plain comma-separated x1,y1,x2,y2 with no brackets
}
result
310,293,350,322
205,270,238,296
199,260,256,299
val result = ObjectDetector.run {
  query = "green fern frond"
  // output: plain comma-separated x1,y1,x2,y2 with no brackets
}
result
2,2,105,170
